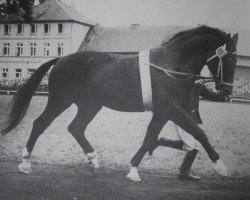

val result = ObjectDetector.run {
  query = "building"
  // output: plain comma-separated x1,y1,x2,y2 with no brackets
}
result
0,0,95,81
1,1,249,83
80,25,250,81
232,29,250,80
81,25,188,54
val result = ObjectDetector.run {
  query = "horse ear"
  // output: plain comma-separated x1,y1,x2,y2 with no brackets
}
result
232,33,238,43
226,33,231,40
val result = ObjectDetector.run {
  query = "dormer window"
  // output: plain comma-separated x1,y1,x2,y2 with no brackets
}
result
4,24,11,35
44,24,51,34
57,23,64,34
17,24,24,34
30,24,37,34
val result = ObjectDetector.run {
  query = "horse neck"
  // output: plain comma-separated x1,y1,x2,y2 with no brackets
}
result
151,35,224,75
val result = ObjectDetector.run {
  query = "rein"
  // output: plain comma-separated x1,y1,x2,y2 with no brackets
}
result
149,45,237,84
149,63,214,81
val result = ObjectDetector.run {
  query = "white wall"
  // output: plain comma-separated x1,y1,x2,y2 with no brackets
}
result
0,57,50,80
71,23,89,52
0,22,90,81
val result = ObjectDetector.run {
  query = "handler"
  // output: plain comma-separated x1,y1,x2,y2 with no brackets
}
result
149,82,226,181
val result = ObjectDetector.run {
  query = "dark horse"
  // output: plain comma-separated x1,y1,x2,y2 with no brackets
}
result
2,26,238,181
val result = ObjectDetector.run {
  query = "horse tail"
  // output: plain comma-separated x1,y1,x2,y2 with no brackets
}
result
2,58,60,135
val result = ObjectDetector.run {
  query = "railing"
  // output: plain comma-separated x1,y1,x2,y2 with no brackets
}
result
0,90,48,96
1,90,250,103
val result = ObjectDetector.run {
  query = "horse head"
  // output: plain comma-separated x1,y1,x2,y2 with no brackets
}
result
159,26,238,97
206,33,238,96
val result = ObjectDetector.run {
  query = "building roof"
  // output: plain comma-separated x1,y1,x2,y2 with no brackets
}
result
80,26,189,52
0,14,25,22
80,25,250,56
0,0,95,26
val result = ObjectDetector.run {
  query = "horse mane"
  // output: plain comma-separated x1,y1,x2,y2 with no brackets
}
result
161,25,227,46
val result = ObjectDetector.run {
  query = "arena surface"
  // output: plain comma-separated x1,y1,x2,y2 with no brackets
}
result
0,95,249,200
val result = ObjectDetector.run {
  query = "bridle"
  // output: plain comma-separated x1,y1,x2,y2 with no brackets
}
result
148,44,237,85
206,44,237,87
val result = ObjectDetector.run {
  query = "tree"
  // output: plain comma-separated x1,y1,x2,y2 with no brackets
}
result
0,0,38,21
7,0,18,15
0,1,7,18
19,0,34,21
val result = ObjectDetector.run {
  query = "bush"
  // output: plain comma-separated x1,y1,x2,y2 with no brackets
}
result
233,78,250,95
0,76,48,92
1,77,250,95
204,78,250,96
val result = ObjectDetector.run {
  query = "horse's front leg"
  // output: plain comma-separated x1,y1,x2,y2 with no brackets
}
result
127,114,168,181
171,106,228,176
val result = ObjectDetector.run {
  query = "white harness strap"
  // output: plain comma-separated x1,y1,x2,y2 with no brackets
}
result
139,49,153,111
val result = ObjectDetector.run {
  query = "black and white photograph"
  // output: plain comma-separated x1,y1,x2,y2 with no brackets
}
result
0,0,249,199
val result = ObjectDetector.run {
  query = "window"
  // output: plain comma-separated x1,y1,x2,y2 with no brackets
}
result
2,68,9,78
16,43,23,56
30,43,36,56
17,24,24,34
30,24,37,34
57,43,63,56
43,24,51,34
4,24,11,35
57,24,63,34
15,68,22,78
43,43,50,56
3,43,10,56
27,69,36,77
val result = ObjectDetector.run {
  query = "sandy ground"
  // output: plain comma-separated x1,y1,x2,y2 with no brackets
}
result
0,95,250,200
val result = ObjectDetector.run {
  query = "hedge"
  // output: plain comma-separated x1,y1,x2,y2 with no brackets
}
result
1,77,250,96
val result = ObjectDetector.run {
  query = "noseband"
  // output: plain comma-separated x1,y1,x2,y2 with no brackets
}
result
206,45,237,87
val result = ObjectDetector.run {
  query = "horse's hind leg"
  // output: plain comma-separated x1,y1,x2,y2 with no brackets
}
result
68,101,102,170
18,94,72,173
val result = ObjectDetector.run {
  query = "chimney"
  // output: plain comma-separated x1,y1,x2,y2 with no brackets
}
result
131,24,140,30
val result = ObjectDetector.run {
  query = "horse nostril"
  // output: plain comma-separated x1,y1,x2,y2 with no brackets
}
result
223,88,233,96
215,84,222,91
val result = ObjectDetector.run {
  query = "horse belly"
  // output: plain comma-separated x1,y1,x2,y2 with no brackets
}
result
97,83,144,112
92,66,144,112
103,95,144,112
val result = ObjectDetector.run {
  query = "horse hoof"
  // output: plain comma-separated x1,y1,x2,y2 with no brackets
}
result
126,166,141,182
213,159,228,176
18,161,31,174
126,172,142,182
86,152,99,173
86,162,99,174
90,159,99,170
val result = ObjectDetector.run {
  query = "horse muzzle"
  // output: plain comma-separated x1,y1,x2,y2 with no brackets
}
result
216,82,233,96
